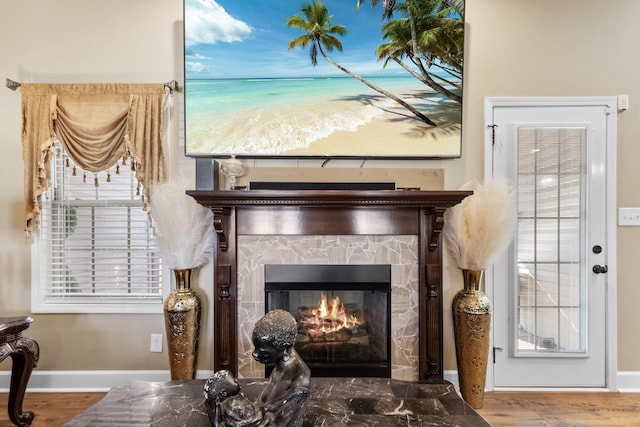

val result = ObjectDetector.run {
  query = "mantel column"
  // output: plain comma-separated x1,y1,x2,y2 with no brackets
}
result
212,207,237,375
420,206,446,381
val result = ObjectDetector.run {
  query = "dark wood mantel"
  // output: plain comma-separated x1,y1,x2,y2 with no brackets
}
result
188,189,471,382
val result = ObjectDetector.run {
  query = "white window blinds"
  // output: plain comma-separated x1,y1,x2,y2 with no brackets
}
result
33,142,164,313
516,126,586,353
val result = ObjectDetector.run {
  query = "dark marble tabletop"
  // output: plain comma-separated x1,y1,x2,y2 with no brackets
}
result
64,377,490,426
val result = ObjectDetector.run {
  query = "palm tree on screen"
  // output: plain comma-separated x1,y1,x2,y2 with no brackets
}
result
357,0,464,104
356,0,396,19
376,2,462,102
287,0,437,126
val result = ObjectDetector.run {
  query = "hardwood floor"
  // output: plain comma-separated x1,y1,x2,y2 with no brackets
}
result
478,391,640,426
0,392,104,427
1,390,640,426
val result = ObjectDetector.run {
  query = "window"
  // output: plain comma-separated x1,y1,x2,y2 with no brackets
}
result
516,126,586,353
32,142,165,313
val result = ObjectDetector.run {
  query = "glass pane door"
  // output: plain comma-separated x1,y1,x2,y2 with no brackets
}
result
489,98,612,387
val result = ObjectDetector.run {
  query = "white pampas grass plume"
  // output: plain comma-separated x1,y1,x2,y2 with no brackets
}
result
149,177,214,269
443,179,516,270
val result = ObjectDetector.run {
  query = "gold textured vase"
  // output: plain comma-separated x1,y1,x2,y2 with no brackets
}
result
164,268,202,380
452,269,491,409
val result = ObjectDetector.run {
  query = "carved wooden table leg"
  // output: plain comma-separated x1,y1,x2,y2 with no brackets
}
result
0,317,40,427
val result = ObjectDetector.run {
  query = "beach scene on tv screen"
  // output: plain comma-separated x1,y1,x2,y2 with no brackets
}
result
184,0,463,157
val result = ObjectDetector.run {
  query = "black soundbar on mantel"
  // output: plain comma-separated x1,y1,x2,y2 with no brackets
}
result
248,182,396,191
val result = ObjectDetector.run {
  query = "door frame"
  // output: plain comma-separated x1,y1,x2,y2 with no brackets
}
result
482,96,618,390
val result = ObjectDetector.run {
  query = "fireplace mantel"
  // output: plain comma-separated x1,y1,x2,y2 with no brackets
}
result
188,189,471,382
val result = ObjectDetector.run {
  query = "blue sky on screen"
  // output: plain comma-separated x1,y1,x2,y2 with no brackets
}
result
184,0,407,79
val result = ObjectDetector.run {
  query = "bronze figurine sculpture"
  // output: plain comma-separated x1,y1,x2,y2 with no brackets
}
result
204,309,310,426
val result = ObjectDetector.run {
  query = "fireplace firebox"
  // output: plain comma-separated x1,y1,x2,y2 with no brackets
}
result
264,264,391,377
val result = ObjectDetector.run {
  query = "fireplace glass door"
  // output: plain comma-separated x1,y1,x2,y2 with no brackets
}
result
264,264,391,377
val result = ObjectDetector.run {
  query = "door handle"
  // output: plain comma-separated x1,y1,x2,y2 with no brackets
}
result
593,265,608,274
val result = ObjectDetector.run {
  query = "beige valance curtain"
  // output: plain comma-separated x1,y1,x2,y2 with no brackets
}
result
21,83,167,235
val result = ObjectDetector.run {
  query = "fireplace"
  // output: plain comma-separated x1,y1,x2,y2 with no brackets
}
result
188,188,471,382
264,264,391,377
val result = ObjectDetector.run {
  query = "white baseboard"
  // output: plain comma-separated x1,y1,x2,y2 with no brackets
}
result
447,370,640,393
2,370,458,393
616,371,640,392
1,370,638,393
443,370,460,390
0,370,215,393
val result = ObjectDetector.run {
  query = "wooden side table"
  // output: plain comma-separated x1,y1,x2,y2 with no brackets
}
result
0,317,39,426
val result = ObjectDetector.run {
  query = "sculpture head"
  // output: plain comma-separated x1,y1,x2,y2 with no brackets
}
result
251,309,298,364
203,369,241,404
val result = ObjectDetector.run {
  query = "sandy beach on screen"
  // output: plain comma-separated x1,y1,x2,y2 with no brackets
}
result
186,86,461,156
285,88,462,157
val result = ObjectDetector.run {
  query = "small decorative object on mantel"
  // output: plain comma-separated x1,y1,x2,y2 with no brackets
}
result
220,155,246,190
204,309,311,427
150,177,214,380
443,179,516,409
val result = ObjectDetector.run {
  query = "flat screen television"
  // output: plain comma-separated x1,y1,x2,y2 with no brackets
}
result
183,0,464,159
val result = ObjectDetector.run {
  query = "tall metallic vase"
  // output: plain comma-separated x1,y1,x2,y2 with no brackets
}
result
452,269,491,409
164,268,201,380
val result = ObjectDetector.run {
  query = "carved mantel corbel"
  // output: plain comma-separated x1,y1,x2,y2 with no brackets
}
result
212,207,231,252
428,206,447,252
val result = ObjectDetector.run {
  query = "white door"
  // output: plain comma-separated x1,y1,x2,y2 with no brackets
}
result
485,97,616,387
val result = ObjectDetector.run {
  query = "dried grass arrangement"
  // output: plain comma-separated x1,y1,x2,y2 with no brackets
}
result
149,177,214,269
443,179,516,270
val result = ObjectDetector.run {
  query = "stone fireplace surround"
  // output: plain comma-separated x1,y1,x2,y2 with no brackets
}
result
239,235,414,380
189,189,470,382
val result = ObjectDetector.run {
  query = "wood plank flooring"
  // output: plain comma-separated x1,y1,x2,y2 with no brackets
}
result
1,390,640,426
0,392,104,427
478,391,640,426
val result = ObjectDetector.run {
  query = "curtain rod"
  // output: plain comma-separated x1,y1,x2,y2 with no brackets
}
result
5,78,180,94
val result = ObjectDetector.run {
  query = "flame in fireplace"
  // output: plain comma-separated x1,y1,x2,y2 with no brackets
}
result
304,294,361,340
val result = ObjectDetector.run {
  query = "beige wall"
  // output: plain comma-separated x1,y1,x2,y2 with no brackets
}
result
1,0,639,379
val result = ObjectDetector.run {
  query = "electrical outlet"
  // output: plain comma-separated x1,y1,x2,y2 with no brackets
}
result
150,333,163,352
